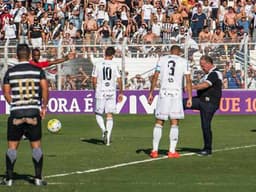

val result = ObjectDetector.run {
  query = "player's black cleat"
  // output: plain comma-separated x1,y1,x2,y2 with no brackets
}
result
197,149,212,156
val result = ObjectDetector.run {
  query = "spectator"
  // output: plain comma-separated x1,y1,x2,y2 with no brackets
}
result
176,26,187,43
191,4,207,39
27,7,36,24
125,17,138,40
224,6,237,32
45,3,54,19
201,0,212,28
3,18,16,41
11,0,27,37
131,22,146,43
64,22,77,38
154,6,165,25
63,74,76,90
119,4,130,27
210,0,219,24
141,0,154,28
18,13,29,44
66,0,81,29
40,12,51,49
170,6,183,26
131,0,142,28
223,63,242,89
112,19,126,43
51,18,62,46
142,27,157,44
218,0,228,31
97,20,112,45
211,26,225,43
95,3,108,27
44,0,55,11
247,67,256,89
82,11,98,54
29,17,43,49
151,15,162,43
107,0,119,28
165,0,179,18
0,6,13,32
34,2,44,19
198,25,212,53
55,0,66,28
75,67,90,89
227,26,238,42
237,15,250,34
161,16,172,43
84,3,95,17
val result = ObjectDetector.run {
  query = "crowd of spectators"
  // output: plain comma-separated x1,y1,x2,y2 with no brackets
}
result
0,0,255,49
1,0,256,90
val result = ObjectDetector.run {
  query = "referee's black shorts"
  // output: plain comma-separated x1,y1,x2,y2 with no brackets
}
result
7,115,42,142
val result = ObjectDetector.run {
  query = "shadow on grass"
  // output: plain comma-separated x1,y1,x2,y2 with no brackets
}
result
0,172,35,185
250,129,256,132
80,138,104,145
177,147,201,153
136,148,168,156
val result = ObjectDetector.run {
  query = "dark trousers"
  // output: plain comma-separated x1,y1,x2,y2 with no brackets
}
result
183,97,218,151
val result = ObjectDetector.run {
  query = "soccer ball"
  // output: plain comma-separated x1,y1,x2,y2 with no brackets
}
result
47,119,62,133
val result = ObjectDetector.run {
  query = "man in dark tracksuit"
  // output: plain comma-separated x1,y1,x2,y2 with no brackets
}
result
183,55,223,156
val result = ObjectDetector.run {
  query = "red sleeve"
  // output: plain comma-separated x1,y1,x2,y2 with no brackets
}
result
29,60,49,68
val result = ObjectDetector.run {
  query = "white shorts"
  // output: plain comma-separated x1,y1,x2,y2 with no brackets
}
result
95,97,116,114
155,95,184,121
31,37,42,49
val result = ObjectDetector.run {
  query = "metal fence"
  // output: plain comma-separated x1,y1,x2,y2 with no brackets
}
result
0,36,255,90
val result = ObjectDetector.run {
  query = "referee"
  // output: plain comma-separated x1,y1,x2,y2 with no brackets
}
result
1,44,48,186
183,55,223,156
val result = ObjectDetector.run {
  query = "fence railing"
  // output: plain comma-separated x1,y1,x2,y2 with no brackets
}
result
0,36,255,90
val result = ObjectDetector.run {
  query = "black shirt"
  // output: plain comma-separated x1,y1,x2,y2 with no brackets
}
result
197,67,223,106
30,23,42,38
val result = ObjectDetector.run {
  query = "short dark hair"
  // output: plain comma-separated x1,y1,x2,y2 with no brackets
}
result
170,45,181,52
200,55,213,64
32,48,40,55
17,44,30,60
105,47,116,57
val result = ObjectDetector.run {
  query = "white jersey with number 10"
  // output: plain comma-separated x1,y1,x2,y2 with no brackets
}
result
92,59,120,99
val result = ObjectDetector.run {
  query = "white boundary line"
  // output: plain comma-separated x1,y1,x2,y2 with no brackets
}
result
45,144,256,179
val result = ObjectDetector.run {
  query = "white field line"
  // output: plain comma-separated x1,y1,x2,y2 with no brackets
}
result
45,144,256,179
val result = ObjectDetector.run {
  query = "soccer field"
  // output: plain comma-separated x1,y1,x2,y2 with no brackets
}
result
0,114,255,192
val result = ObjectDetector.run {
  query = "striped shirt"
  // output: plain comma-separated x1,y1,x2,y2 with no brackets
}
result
3,62,46,118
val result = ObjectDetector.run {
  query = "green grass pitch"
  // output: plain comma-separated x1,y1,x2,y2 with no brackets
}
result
0,114,255,192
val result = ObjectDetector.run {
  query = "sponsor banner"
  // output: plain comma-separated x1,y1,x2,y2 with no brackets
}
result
1,90,256,114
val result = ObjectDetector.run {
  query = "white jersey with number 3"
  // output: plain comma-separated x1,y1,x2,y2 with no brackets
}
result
156,54,190,97
155,54,190,120
92,59,120,99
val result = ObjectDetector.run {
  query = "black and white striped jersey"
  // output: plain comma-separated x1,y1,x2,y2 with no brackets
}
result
3,62,47,118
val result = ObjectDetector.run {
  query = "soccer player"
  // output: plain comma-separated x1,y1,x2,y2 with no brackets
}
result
1,44,49,186
92,47,123,146
148,45,192,158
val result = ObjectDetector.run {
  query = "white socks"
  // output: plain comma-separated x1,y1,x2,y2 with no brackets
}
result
96,114,114,145
169,125,179,153
106,118,113,145
96,114,106,135
152,124,163,152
